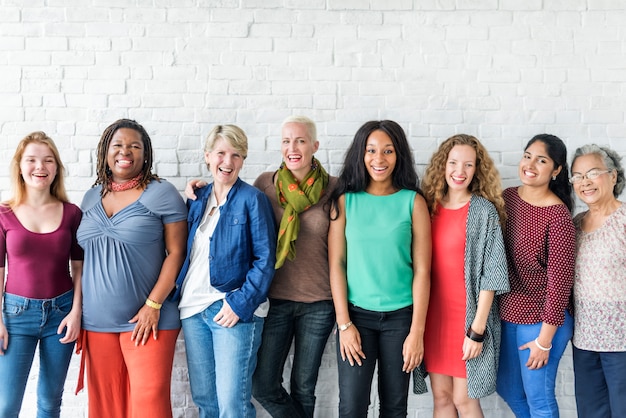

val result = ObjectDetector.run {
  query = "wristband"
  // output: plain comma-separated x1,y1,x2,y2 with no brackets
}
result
466,327,485,343
145,298,162,310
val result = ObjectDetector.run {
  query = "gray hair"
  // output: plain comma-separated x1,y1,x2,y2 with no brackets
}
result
572,144,625,197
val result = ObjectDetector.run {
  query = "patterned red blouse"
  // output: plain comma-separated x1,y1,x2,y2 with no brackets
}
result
499,187,576,327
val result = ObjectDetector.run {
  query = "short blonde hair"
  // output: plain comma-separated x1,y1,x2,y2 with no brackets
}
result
5,131,68,209
204,124,248,159
281,115,317,142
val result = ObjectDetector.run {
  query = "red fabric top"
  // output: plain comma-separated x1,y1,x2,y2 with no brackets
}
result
424,202,469,378
0,202,83,299
499,187,575,326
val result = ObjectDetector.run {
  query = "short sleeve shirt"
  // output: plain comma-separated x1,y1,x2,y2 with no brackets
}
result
78,179,187,332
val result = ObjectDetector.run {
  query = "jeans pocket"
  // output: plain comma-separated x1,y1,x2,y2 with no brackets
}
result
3,301,24,317
54,299,73,316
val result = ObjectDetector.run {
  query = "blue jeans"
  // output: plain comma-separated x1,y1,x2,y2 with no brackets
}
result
496,312,574,418
182,300,264,418
252,299,335,418
0,291,75,418
336,304,413,418
572,346,626,418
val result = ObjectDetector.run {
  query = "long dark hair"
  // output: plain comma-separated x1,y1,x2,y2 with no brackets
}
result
525,134,573,212
94,119,159,196
329,120,421,217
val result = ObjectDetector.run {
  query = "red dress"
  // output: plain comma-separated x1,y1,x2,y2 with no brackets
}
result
424,202,469,378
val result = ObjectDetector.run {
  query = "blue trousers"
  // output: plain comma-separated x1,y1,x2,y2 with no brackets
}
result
182,300,263,418
573,346,626,418
252,299,334,418
0,291,75,418
496,312,574,418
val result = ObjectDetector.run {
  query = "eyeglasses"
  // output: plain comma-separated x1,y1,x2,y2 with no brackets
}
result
569,169,611,184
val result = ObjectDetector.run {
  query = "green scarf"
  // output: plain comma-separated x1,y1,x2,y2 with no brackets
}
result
275,158,329,268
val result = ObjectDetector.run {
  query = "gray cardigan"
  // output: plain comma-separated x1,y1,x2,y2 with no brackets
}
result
414,195,509,397
464,195,510,398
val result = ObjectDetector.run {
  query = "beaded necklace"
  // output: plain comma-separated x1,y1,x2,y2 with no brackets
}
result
109,173,143,192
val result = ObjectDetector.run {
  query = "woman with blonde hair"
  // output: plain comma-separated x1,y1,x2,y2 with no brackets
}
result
421,134,509,417
174,124,276,418
0,132,83,417
252,115,336,418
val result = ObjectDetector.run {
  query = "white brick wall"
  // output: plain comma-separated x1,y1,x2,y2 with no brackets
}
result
2,1,625,417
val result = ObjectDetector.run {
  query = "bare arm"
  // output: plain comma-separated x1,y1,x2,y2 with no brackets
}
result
402,194,431,372
0,267,6,354
329,195,365,366
129,220,187,345
58,260,83,344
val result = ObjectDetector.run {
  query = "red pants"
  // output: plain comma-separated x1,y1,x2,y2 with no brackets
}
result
83,329,179,418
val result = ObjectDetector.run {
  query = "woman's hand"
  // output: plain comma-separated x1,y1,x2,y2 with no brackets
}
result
129,304,161,346
462,337,484,361
402,330,423,372
520,339,550,369
185,179,208,201
58,307,81,344
338,325,366,366
0,323,8,355
213,300,240,328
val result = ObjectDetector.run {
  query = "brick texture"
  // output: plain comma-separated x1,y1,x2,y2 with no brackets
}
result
2,1,625,417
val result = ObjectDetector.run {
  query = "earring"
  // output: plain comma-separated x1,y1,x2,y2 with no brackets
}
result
105,166,112,176
552,175,556,181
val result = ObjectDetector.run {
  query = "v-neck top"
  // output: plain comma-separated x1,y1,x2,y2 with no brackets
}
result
77,179,187,332
499,187,576,326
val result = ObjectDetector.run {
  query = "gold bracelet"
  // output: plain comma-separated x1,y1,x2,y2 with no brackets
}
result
145,298,162,310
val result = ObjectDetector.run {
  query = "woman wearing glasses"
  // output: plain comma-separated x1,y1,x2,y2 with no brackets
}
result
569,145,626,418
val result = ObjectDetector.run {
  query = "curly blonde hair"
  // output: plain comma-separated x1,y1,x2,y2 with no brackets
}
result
422,134,506,226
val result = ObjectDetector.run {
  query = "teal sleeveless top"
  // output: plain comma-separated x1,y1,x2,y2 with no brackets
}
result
344,189,416,311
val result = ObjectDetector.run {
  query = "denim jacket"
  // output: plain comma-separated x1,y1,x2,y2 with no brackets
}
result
173,178,277,322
